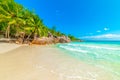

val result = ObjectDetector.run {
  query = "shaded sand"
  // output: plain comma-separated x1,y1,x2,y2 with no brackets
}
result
0,45,114,80
0,43,20,54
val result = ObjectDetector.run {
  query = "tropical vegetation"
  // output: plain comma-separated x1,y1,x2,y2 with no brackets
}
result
0,0,79,42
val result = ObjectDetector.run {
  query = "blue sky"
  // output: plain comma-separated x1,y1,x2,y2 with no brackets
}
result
15,0,120,40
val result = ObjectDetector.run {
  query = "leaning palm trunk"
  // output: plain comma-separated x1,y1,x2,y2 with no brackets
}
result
33,26,40,39
26,33,32,40
5,24,10,38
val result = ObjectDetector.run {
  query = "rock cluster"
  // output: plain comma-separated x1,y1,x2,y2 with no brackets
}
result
2,32,71,45
32,35,71,45
31,32,71,45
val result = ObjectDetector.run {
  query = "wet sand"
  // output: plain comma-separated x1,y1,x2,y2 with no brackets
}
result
0,44,114,80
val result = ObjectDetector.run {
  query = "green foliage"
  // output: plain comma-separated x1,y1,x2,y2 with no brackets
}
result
68,34,80,41
0,0,79,40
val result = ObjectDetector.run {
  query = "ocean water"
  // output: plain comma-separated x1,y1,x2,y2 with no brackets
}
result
57,41,120,80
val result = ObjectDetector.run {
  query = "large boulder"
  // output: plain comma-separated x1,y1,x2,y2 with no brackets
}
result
59,38,67,43
57,36,71,43
32,37,54,45
32,37,47,45
31,35,71,45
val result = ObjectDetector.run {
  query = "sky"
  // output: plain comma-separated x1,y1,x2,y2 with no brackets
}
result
15,0,120,41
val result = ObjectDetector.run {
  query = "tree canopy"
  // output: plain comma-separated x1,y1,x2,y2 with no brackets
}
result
0,0,79,41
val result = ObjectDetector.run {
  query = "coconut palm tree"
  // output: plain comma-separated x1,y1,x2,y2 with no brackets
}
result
0,0,77,42
0,0,25,38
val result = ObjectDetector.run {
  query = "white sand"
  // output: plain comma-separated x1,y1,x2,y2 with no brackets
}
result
0,44,114,80
0,43,20,54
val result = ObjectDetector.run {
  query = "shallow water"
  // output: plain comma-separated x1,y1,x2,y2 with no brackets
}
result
57,41,120,80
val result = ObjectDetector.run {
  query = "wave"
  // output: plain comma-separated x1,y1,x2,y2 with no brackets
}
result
58,43,120,62
59,45,88,53
65,43,120,51
57,42,120,80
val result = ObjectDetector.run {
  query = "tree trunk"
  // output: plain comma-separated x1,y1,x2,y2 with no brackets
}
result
33,26,38,36
5,24,10,38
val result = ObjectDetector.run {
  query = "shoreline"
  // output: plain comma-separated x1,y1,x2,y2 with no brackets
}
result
0,43,114,80
0,43,21,54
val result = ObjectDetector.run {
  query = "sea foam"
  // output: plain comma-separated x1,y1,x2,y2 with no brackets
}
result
57,41,120,80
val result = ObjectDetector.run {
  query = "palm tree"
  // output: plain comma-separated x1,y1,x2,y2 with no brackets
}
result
25,12,42,39
0,0,25,38
0,0,77,43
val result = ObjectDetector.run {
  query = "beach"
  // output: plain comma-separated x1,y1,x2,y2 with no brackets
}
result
0,43,114,80
0,43,21,54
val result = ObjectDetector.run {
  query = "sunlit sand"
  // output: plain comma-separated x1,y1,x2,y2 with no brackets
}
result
0,43,113,80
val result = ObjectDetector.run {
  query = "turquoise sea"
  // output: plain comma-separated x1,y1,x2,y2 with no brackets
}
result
57,41,120,80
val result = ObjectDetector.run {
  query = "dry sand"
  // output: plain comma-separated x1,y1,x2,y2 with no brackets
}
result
0,43,21,54
0,45,59,80
0,43,114,80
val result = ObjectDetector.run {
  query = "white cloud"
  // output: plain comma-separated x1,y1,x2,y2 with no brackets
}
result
104,27,109,31
96,30,101,33
81,34,120,40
